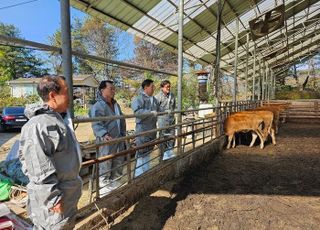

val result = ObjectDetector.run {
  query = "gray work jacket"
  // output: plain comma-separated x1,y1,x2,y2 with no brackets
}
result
90,93,126,154
131,91,160,139
155,91,176,127
19,104,82,229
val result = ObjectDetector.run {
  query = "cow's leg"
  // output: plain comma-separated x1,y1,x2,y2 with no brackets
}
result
256,129,265,149
249,132,258,147
227,134,233,149
265,121,272,142
275,119,279,134
271,128,276,145
232,134,236,148
274,122,279,134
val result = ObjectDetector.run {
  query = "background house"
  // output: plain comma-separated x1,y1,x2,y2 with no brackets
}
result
7,75,99,106
7,78,40,98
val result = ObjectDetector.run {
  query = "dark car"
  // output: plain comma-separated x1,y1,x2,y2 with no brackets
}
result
0,107,28,131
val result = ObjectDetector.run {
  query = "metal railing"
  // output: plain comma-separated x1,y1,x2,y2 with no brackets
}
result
74,100,260,205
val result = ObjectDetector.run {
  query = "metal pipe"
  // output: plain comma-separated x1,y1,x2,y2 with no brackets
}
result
214,0,223,101
270,68,274,100
266,66,269,101
262,60,265,100
60,0,74,118
177,0,184,155
258,58,261,100
253,45,256,100
273,70,276,99
245,33,249,100
268,67,272,100
233,18,239,103
0,34,178,76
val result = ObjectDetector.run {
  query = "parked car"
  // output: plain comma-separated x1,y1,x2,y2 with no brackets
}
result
0,107,28,131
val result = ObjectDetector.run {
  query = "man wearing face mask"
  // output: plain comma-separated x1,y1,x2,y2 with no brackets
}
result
90,80,126,196
19,75,83,229
155,80,176,160
131,79,160,177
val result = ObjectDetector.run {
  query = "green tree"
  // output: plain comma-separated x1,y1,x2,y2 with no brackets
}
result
133,37,178,74
80,17,118,80
48,29,63,75
48,17,118,80
0,22,47,85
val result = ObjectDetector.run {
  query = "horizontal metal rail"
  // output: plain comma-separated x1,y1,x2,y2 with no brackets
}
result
77,100,259,203
0,34,177,76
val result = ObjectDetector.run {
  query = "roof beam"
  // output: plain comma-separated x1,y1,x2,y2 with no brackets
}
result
74,0,212,65
166,0,230,61
221,1,320,75
121,0,216,64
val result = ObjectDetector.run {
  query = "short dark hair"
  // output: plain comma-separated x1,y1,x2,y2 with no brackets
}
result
141,79,154,89
37,75,65,102
98,80,114,91
160,80,171,88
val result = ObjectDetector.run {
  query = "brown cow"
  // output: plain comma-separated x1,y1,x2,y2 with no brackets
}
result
237,110,276,145
224,113,264,149
254,106,281,134
263,103,290,123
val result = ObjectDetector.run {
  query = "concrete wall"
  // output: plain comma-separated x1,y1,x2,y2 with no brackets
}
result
75,135,226,229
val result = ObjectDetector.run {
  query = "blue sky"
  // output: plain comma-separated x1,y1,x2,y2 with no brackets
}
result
0,0,135,61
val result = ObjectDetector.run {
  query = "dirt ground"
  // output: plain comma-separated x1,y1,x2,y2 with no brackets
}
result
109,119,320,230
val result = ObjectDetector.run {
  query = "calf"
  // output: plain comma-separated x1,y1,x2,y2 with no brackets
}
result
237,110,276,145
224,113,264,149
254,106,281,134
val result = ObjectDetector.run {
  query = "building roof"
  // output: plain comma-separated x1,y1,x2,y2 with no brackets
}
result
7,75,99,88
7,78,41,85
73,75,99,87
70,0,320,80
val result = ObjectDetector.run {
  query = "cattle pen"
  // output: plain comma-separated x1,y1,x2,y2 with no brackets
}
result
108,112,320,230
71,99,320,229
1,0,320,229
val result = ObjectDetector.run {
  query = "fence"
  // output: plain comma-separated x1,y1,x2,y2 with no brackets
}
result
73,100,260,207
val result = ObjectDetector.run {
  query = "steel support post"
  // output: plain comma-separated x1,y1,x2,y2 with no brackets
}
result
262,60,265,101
253,45,256,100
233,18,239,103
177,0,184,155
258,58,261,100
214,0,223,137
245,33,249,100
60,0,74,118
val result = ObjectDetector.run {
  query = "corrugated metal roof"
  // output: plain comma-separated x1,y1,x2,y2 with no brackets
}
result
70,0,320,78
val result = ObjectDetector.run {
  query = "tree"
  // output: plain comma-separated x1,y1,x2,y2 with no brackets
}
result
48,19,90,75
133,37,178,74
0,22,47,85
48,29,63,75
48,17,118,80
79,16,118,80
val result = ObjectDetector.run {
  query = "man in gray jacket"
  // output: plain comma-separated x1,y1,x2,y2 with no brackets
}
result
131,79,160,177
90,80,126,196
155,80,176,160
19,75,82,229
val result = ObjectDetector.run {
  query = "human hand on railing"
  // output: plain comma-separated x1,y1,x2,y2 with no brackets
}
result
50,200,63,213
104,135,113,141
151,111,158,116
165,110,172,114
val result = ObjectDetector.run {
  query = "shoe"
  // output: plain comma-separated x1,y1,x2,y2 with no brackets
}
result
99,185,113,197
163,150,176,160
109,180,122,190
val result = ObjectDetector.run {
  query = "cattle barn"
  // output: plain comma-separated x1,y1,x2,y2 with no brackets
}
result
1,0,319,229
